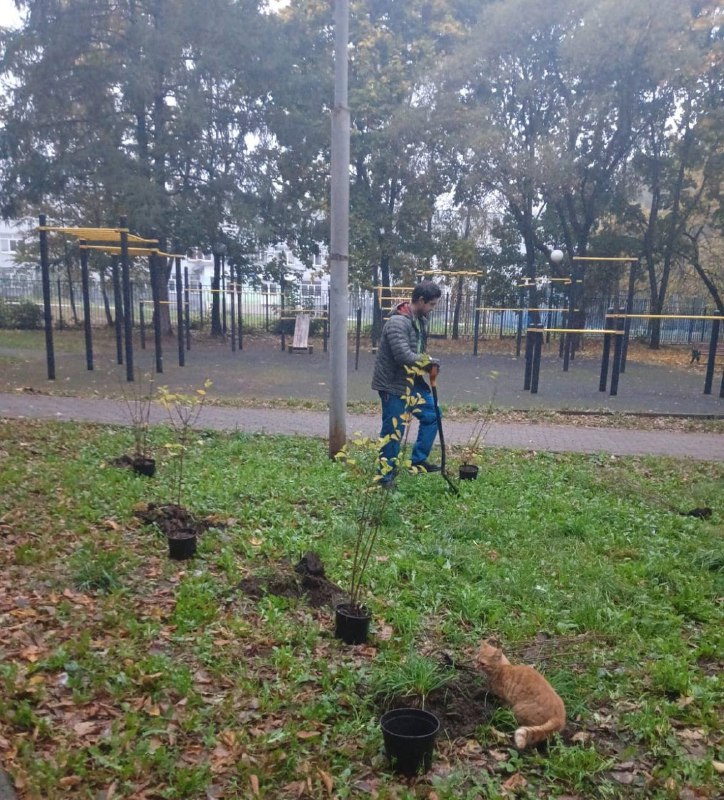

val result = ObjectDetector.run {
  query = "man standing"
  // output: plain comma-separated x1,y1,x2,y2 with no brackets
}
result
371,280,442,484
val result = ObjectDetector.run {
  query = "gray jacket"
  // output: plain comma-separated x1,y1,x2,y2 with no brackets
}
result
371,302,429,396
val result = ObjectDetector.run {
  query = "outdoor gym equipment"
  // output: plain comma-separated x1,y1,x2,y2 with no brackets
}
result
37,215,158,381
606,311,724,398
428,363,459,495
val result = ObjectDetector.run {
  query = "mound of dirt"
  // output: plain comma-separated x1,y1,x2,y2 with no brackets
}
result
134,502,209,539
237,552,346,608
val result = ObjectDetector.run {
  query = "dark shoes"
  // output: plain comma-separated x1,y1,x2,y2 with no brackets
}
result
410,461,441,473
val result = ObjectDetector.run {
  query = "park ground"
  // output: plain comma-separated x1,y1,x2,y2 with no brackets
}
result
0,327,722,422
0,328,722,800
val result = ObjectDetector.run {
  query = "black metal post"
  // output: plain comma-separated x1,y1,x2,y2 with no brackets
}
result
184,267,191,351
230,275,237,353
79,242,93,370
280,278,286,351
620,260,637,373
599,308,614,392
610,309,626,396
237,266,243,351
221,254,227,336
38,214,56,379
111,255,123,365
149,251,163,374
703,317,720,395
199,281,204,329
472,276,483,356
523,328,534,390
119,218,134,382
354,306,362,371
175,255,184,366
515,288,524,358
530,323,544,394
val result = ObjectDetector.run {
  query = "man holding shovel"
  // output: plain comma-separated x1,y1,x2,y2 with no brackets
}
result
372,280,442,486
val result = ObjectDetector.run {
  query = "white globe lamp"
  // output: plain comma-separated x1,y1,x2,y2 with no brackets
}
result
550,249,564,265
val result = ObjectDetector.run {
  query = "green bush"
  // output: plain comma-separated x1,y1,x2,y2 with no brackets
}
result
0,300,43,329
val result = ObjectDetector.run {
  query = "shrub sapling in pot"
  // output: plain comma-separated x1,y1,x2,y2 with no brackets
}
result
333,367,422,643
154,380,212,559
119,373,156,476
459,374,497,480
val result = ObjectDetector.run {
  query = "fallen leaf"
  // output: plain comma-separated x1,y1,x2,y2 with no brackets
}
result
296,730,320,740
571,730,592,744
73,721,99,737
59,776,82,787
502,773,527,793
712,761,724,774
317,769,333,794
610,771,635,785
250,774,260,796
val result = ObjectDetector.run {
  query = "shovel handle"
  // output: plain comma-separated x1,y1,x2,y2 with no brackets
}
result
429,362,439,387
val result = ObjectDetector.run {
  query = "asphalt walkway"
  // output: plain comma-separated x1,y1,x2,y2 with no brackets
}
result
1,392,722,461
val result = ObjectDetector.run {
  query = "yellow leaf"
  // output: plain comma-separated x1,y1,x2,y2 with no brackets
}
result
249,775,260,796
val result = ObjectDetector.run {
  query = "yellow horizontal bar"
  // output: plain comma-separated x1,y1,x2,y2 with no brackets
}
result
606,313,723,320
80,245,161,256
572,256,638,262
528,328,624,334
415,270,484,276
40,226,157,244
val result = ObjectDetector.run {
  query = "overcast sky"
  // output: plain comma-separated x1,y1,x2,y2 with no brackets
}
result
0,1,290,30
0,0,21,29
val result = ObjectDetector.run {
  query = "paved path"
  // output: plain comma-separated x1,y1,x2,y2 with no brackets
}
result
1,392,722,461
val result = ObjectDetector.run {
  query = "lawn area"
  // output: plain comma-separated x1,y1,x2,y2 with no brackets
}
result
0,419,722,799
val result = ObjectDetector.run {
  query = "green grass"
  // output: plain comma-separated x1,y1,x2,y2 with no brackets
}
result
0,418,722,799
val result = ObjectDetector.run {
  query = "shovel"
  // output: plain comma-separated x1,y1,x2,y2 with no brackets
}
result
428,364,459,495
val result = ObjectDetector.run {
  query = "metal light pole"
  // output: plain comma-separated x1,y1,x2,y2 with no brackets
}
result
328,0,350,457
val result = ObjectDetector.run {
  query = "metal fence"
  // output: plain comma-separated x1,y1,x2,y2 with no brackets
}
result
0,276,719,345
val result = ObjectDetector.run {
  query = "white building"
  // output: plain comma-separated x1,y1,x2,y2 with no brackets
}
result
0,219,33,277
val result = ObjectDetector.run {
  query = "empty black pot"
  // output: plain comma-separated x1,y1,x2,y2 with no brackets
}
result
168,533,196,560
132,457,156,477
459,464,479,480
334,602,371,645
381,707,440,776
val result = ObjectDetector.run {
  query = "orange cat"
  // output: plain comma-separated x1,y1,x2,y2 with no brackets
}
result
475,639,566,749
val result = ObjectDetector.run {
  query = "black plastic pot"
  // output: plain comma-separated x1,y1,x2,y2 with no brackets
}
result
132,457,156,477
381,707,440,776
168,532,197,560
334,602,371,645
459,464,479,481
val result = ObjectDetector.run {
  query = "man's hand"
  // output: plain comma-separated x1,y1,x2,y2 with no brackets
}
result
423,358,441,373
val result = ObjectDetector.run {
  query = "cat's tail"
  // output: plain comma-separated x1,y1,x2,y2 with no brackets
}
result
514,717,563,749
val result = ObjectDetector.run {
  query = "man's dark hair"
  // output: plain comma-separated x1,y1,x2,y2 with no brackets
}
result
412,280,442,303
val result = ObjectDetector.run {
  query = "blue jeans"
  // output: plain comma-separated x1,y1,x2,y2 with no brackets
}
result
378,387,439,480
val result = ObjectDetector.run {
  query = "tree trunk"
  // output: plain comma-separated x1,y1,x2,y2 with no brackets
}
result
452,275,463,339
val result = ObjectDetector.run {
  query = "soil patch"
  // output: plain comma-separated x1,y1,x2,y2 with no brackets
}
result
237,552,346,608
381,659,501,740
134,502,210,539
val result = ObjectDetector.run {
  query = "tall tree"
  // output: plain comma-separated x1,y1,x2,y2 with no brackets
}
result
0,0,275,332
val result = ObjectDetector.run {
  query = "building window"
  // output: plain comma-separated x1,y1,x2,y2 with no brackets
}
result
1,238,20,253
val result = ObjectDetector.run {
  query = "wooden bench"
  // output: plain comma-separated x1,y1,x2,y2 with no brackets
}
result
288,313,313,354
